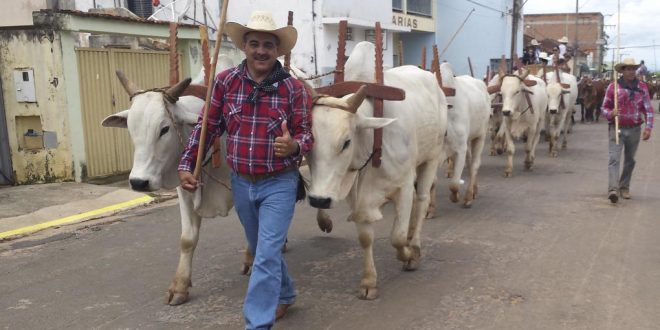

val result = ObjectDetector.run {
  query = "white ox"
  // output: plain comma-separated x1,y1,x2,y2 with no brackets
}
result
101,70,233,306
306,41,448,299
488,69,548,177
539,70,578,157
433,62,490,210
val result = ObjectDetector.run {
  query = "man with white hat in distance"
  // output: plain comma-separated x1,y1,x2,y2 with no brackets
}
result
601,58,654,203
557,36,568,58
530,38,541,64
178,10,313,329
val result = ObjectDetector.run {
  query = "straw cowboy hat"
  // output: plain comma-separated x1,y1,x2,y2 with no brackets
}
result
538,52,553,63
530,39,540,46
557,36,569,44
225,11,298,55
614,58,641,72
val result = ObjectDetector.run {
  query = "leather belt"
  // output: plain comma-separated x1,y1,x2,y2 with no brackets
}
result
236,165,297,183
611,122,642,129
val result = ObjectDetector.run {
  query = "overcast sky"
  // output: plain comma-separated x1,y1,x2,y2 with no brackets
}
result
523,0,660,71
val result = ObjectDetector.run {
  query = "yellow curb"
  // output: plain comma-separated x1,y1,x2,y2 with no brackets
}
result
0,195,154,240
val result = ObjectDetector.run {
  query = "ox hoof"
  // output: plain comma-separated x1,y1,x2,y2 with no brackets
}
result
167,291,189,306
359,287,379,300
462,201,473,209
425,209,436,219
551,152,558,158
496,148,504,155
449,192,459,203
524,161,533,170
562,142,567,149
241,263,252,276
403,258,420,271
504,172,512,178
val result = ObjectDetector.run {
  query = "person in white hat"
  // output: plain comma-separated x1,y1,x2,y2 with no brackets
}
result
178,10,313,328
557,36,568,58
530,39,541,63
601,58,654,203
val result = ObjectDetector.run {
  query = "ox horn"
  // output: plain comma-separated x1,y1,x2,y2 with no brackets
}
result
116,70,141,96
345,85,368,113
165,78,193,101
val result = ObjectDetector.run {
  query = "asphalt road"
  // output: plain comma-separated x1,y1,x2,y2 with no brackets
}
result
1,110,660,330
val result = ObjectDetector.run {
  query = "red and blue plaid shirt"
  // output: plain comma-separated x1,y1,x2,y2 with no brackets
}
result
179,62,313,175
602,79,654,130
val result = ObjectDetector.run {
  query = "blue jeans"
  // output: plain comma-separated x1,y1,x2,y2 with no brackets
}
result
608,125,641,193
231,170,298,330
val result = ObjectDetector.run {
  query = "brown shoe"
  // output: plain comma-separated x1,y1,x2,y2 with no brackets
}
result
275,303,292,320
620,189,631,199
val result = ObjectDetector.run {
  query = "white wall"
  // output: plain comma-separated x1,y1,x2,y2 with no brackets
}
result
436,0,522,78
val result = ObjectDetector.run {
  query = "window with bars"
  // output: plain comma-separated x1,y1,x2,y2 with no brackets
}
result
392,0,403,11
407,0,432,17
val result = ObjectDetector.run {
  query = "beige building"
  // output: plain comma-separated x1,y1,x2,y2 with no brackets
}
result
0,9,215,185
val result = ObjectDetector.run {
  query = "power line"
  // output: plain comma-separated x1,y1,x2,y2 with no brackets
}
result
466,0,509,15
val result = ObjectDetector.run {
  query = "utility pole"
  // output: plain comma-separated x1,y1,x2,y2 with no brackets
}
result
510,0,520,71
573,0,579,75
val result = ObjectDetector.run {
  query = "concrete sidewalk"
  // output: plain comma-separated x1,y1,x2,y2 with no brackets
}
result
0,181,175,240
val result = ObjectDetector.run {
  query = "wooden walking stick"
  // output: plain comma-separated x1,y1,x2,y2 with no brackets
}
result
614,0,621,145
193,0,229,179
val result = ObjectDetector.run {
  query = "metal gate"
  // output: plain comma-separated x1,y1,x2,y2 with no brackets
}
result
76,48,171,179
0,78,14,185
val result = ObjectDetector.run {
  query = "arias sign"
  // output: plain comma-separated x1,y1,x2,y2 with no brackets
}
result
392,13,434,32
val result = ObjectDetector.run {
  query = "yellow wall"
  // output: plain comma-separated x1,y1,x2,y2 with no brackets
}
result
0,29,74,183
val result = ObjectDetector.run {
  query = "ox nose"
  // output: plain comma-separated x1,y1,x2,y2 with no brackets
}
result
309,196,332,209
129,178,150,192
502,110,512,117
549,109,558,114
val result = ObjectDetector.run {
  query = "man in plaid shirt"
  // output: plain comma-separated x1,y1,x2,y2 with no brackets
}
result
602,58,653,203
178,11,312,329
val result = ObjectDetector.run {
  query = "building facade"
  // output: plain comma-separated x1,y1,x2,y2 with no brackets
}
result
524,12,606,74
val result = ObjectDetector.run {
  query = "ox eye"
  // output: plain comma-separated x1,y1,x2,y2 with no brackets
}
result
159,126,170,137
341,139,351,151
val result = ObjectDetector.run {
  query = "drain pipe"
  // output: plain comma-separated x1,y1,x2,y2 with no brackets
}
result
311,0,319,76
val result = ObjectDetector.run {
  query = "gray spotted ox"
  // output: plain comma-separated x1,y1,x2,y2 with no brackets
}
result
487,69,548,177
539,70,578,157
306,41,448,299
101,70,234,306
435,62,490,209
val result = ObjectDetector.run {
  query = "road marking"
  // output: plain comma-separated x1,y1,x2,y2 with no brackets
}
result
0,195,154,240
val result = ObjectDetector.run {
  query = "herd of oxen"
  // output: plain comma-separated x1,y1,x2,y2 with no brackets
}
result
101,41,617,305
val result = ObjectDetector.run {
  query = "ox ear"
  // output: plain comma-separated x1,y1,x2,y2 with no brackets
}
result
101,110,129,128
356,115,397,130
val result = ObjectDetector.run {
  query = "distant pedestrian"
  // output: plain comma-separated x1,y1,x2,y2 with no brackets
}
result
637,60,649,81
557,36,568,58
601,58,654,203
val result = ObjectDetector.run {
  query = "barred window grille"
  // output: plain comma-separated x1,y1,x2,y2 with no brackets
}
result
407,0,432,17
392,0,403,11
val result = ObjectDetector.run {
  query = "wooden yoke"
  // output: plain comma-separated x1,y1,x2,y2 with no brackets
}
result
371,22,385,167
468,56,474,77
283,11,293,71
431,44,456,97
169,22,179,85
421,46,426,70
334,20,347,84
314,21,408,168
554,65,566,109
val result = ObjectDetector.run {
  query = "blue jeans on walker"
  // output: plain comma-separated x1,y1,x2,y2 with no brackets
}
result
231,170,298,330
